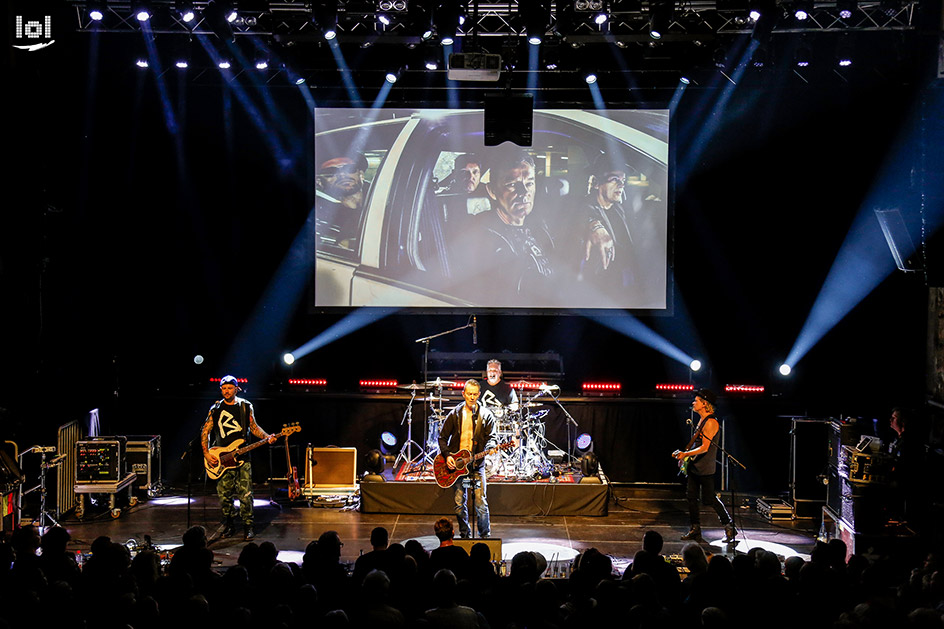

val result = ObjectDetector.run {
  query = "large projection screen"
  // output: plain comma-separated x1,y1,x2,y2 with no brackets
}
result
314,108,669,310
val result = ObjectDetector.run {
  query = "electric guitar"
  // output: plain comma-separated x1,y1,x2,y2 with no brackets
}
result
433,441,515,488
284,424,302,500
673,416,707,476
205,424,302,480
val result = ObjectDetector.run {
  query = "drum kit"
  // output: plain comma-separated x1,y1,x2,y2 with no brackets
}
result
395,379,560,480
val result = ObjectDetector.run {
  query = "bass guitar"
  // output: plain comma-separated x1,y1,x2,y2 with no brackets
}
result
205,424,302,480
433,441,515,488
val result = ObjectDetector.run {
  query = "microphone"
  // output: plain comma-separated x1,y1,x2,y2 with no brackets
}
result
472,315,477,345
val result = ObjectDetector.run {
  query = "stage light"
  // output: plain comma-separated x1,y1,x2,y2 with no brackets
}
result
837,0,857,19
794,0,811,20
425,59,438,70
748,8,761,21
594,11,608,24
795,42,812,67
89,1,105,21
648,1,672,40
836,38,853,67
364,449,386,479
176,0,195,22
724,384,766,393
133,1,152,22
283,352,295,365
193,355,204,365
385,71,399,84
205,1,236,41
255,58,269,70
380,431,399,456
656,383,695,392
584,72,597,84
287,378,327,386
218,58,232,69
579,452,600,478
175,60,189,69
690,359,702,372
378,13,391,25
295,76,306,85
679,75,691,85
575,433,593,454
136,57,149,68
435,0,460,46
779,364,792,376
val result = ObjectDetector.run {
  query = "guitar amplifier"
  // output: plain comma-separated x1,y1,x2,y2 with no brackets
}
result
303,447,357,495
75,437,127,482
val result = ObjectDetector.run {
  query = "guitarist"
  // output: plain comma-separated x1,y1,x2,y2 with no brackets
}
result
672,389,736,544
438,379,497,539
201,375,277,541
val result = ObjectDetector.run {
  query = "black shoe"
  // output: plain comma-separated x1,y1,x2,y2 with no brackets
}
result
723,523,737,544
244,525,255,541
222,518,237,537
681,526,703,541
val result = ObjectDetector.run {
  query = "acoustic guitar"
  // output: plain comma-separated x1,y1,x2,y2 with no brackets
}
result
433,441,515,488
205,424,301,480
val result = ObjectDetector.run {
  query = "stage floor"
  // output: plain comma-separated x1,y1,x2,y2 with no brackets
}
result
33,483,821,572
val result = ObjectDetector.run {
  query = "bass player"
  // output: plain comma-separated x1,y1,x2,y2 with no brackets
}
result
201,375,277,541
672,388,736,544
438,379,497,539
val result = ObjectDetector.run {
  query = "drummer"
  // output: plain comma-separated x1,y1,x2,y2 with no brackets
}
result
480,359,519,416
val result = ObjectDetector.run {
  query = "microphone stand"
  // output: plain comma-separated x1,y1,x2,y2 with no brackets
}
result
540,389,579,469
415,317,475,464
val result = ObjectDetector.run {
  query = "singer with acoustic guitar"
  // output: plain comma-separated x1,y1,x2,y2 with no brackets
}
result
201,375,277,541
672,388,736,544
438,379,498,539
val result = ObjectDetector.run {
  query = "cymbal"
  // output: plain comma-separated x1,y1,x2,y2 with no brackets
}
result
422,379,457,387
414,396,447,403
521,401,545,408
397,383,430,390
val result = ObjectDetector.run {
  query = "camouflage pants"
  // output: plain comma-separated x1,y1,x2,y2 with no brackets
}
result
217,461,254,525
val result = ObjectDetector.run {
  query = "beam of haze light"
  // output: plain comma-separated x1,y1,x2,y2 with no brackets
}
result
606,39,640,93
588,80,605,110
584,312,693,367
221,209,318,381
372,78,394,109
328,38,362,104
785,96,944,368
527,44,540,94
140,23,180,136
194,34,290,168
668,80,688,117
290,307,399,360
677,36,757,184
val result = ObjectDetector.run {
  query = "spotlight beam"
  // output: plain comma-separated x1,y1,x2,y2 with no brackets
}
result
290,308,399,361
585,313,694,367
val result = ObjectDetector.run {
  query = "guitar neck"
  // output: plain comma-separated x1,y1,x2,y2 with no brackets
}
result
234,438,271,458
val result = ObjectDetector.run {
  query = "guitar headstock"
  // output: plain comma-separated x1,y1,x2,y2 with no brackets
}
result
281,422,302,437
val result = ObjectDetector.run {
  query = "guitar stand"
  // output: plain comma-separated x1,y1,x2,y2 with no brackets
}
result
394,389,426,473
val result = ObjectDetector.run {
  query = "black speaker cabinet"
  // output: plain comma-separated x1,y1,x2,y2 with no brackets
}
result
791,420,829,503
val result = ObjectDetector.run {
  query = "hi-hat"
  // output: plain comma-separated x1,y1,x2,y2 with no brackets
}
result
397,383,429,390
422,379,457,387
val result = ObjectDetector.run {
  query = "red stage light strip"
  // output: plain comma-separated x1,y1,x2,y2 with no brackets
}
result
359,379,398,388
724,384,765,393
210,377,249,384
655,383,695,391
582,382,621,392
511,380,551,390
288,379,327,386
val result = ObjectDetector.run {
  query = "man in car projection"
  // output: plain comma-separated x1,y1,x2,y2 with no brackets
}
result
315,152,369,250
471,146,557,306
446,153,483,195
576,155,641,298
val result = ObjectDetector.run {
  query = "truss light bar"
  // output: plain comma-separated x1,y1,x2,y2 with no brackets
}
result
582,382,621,395
360,379,398,388
288,378,327,386
724,384,765,393
655,383,695,392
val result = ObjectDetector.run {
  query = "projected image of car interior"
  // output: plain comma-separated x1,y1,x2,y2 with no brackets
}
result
314,109,669,311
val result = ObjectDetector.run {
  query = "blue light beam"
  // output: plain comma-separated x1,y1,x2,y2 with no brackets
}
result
290,308,399,361
584,313,694,367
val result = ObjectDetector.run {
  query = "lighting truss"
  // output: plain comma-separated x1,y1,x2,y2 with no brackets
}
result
67,0,918,39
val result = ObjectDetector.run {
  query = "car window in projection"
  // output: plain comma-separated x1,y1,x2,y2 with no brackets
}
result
314,109,669,310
